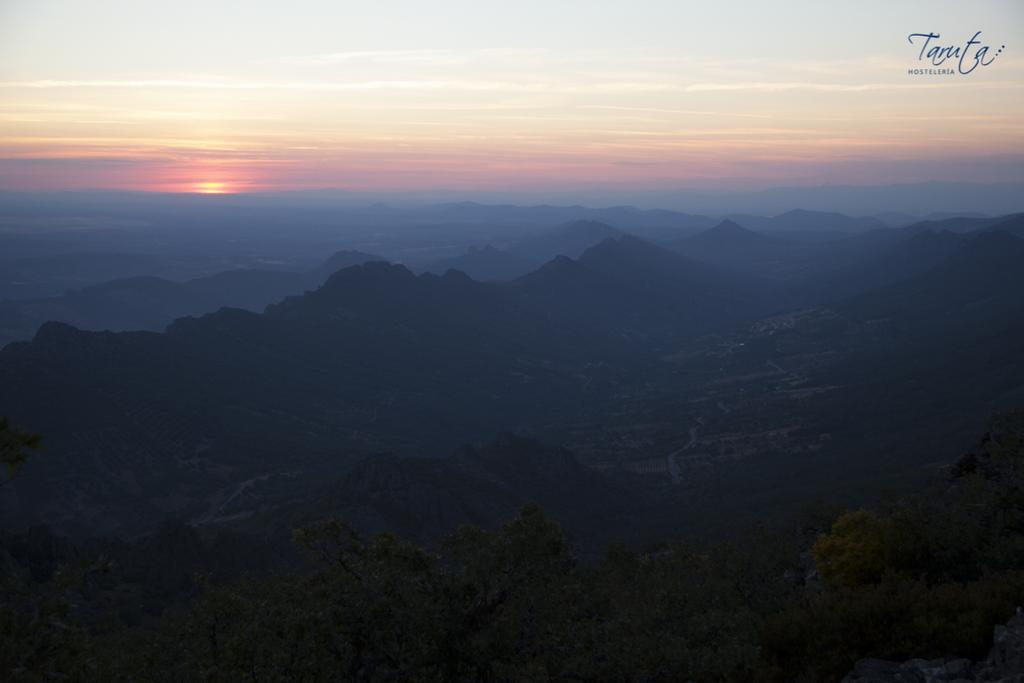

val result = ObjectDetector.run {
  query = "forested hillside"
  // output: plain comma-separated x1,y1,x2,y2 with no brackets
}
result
3,412,1024,681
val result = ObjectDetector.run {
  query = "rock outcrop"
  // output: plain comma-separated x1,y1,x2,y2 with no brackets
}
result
843,609,1024,682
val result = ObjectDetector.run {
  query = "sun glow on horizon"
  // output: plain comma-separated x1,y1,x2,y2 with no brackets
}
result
194,181,229,194
0,2,1022,193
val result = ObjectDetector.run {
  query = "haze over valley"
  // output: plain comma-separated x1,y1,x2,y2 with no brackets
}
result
3,1,1024,680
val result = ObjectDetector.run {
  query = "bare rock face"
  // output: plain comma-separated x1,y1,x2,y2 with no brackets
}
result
843,610,1024,682
843,657,974,682
974,611,1024,681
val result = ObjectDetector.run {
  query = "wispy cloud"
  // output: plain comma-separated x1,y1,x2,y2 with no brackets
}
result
0,78,681,94
683,80,1024,92
581,105,775,120
5,77,1021,95
259,49,466,67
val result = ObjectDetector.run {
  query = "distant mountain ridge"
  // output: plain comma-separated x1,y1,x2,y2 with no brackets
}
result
419,244,535,281
669,219,789,268
0,250,384,347
723,209,885,235
798,229,968,302
512,234,771,341
837,230,1024,333
507,219,625,266
421,202,714,232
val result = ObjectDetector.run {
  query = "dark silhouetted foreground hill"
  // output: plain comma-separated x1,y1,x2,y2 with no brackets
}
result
290,433,642,552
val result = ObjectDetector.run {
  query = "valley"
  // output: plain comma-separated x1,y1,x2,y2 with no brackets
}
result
3,207,1022,548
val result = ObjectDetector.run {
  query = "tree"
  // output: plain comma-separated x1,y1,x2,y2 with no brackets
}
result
813,509,888,588
0,417,42,487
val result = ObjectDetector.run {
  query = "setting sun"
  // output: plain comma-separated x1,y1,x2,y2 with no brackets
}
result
194,181,228,194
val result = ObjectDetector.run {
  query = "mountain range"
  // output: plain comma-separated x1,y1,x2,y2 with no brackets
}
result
0,250,382,347
2,215,1023,546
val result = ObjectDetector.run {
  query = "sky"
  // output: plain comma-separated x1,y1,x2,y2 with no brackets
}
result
1,0,1022,196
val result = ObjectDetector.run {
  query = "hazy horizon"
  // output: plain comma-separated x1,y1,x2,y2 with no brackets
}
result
2,1,1022,195
4,180,1023,217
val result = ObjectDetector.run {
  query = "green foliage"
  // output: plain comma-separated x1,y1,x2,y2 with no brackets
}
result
5,415,1024,682
0,557,99,681
761,571,1024,681
0,417,42,484
763,420,1024,680
813,510,888,588
90,506,585,682
40,506,796,682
